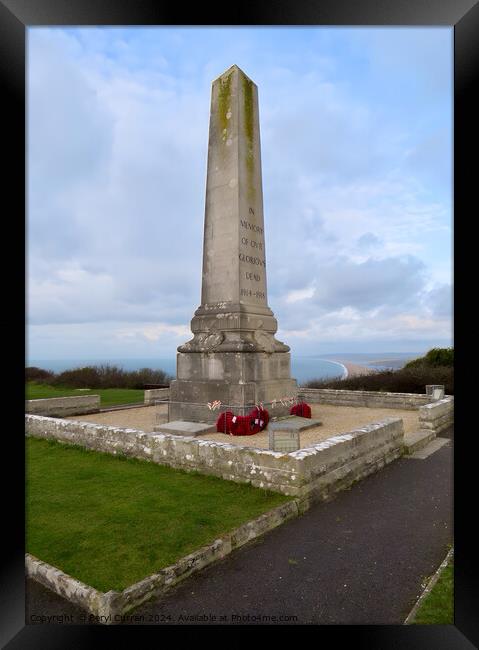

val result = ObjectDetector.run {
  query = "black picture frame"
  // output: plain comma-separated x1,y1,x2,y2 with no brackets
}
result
2,0,475,647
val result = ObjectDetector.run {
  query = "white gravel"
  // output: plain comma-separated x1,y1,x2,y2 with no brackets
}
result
66,403,420,450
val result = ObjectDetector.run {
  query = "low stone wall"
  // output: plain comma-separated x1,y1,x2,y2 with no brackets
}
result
146,387,447,414
25,413,404,502
144,388,169,405
418,396,454,434
300,388,432,410
25,395,100,417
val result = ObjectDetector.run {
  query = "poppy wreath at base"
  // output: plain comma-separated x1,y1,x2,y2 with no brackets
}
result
290,402,312,418
216,408,270,436
216,411,234,434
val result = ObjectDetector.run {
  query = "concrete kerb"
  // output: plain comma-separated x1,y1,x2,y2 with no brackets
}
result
26,499,301,623
403,547,454,624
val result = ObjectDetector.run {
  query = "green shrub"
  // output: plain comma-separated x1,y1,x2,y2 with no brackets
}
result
425,347,454,366
52,366,102,388
304,365,453,395
26,364,173,390
25,367,54,382
404,347,454,369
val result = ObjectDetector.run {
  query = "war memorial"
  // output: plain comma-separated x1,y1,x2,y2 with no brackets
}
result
25,65,453,623
169,64,297,424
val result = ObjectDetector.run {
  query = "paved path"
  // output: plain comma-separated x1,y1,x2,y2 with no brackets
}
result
26,428,453,625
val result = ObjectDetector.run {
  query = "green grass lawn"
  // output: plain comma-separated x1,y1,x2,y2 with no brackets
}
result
26,382,144,408
412,557,454,624
26,437,290,592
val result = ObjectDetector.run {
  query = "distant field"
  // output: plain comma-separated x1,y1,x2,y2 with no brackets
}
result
25,382,144,408
26,437,290,591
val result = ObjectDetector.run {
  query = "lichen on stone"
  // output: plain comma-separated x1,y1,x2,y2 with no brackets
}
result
241,74,255,200
218,72,232,136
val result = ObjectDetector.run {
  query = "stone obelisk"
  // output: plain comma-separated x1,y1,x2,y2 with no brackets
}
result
169,65,297,422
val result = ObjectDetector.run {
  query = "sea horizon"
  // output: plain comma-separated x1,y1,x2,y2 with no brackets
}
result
26,352,421,384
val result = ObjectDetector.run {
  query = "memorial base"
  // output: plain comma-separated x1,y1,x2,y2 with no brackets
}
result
169,351,298,423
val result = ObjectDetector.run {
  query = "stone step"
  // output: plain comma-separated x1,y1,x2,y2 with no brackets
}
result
154,421,218,437
407,437,450,460
404,429,436,455
99,402,145,413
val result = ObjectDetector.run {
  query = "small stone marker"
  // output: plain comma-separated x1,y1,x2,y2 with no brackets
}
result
268,429,300,453
426,385,445,401
155,421,217,437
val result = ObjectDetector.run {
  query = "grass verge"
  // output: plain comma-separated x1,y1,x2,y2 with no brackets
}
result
26,382,144,408
26,437,290,592
412,557,454,624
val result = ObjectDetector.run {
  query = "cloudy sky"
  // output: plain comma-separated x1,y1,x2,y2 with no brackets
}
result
27,26,453,360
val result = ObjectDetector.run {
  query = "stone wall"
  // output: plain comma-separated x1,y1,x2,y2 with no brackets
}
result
145,387,451,416
418,396,454,434
300,388,433,410
25,395,100,417
25,414,404,503
144,388,169,406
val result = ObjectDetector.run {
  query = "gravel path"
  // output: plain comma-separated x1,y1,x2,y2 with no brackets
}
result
67,404,420,449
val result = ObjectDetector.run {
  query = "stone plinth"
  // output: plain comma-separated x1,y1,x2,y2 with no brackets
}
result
170,377,297,422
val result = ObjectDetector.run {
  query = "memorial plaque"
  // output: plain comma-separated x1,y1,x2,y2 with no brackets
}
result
268,429,300,453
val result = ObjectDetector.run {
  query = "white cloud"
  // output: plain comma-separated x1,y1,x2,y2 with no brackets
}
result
27,27,452,358
115,323,190,341
285,287,316,304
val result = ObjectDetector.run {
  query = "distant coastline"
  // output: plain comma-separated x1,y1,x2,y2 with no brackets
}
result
337,362,348,379
336,361,377,379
